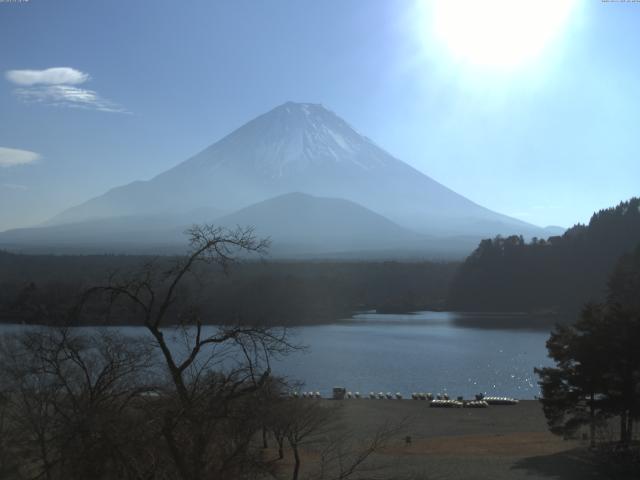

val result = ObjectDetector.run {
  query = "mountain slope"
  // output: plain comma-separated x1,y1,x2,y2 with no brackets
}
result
0,193,482,257
0,193,419,254
49,102,539,237
0,208,224,253
214,192,424,254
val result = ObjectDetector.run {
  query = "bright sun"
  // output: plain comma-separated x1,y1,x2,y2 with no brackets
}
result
424,0,578,70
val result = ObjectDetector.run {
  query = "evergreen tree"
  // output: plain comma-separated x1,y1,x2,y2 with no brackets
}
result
449,197,640,314
536,245,640,446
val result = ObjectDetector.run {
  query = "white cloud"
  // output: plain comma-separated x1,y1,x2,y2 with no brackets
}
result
0,147,41,167
5,67,129,114
14,85,129,113
5,67,90,86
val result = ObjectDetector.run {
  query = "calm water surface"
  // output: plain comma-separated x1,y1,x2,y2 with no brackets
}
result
0,311,555,399
276,311,554,399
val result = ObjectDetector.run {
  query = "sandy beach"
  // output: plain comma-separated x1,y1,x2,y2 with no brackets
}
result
271,399,633,480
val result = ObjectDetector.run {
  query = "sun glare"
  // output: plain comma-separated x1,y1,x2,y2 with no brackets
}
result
423,0,578,71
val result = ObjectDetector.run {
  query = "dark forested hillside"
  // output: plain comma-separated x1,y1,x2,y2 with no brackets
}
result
447,198,640,314
0,251,458,326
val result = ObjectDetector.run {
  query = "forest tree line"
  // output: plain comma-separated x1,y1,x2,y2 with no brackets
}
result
1,197,639,326
0,250,458,326
447,197,640,315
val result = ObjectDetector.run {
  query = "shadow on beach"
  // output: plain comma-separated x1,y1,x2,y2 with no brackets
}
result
511,448,639,480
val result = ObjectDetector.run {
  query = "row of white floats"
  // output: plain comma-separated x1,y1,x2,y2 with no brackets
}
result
428,399,492,408
291,391,518,406
291,391,322,399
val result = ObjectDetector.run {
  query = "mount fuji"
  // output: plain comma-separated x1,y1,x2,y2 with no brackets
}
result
0,102,552,256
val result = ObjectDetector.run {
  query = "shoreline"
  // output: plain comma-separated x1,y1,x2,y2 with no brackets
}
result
0,308,565,330
322,399,597,480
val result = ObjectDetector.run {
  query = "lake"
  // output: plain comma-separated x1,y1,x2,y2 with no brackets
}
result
275,311,555,399
0,311,556,399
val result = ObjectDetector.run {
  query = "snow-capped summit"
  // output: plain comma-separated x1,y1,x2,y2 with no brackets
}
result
174,101,392,178
47,102,539,238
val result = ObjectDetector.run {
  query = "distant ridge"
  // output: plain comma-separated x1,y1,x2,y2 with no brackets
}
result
214,192,424,253
0,192,477,258
0,102,556,257
47,102,541,237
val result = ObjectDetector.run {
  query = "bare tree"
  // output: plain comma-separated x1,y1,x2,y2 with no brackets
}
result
0,327,156,480
284,399,333,480
264,397,404,480
0,225,404,480
76,225,298,480
264,385,295,461
0,386,20,479
311,420,404,480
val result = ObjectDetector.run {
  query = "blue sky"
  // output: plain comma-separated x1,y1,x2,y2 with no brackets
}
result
0,0,638,231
